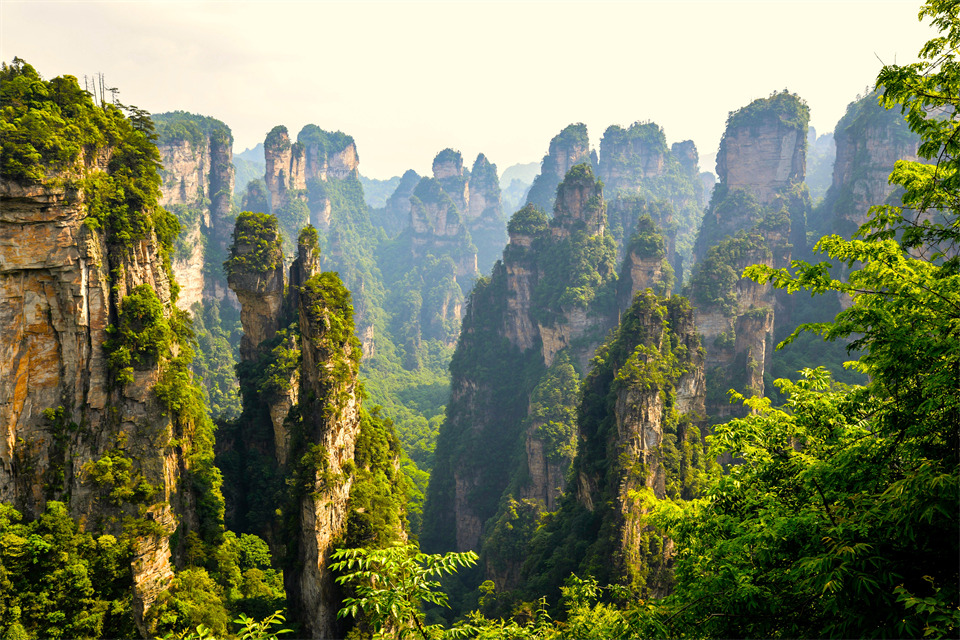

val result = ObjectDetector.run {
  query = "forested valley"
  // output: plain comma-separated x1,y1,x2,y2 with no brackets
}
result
0,1,957,638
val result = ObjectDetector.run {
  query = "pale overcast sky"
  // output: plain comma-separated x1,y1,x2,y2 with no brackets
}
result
1,1,934,179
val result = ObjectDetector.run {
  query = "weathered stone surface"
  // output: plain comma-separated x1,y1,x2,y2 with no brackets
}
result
821,94,924,308
454,472,484,552
265,129,294,213
0,168,194,631
171,223,205,310
519,429,565,511
287,270,362,639
228,258,285,363
433,149,469,214
717,118,805,205
525,123,592,212
690,94,809,409
466,153,507,274
157,128,236,311
159,139,211,210
503,250,538,352
599,123,668,193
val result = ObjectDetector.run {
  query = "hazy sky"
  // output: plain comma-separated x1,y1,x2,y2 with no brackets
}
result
1,1,935,179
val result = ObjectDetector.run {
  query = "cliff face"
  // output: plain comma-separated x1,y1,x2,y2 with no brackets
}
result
689,91,810,412
433,149,469,214
525,123,592,213
811,92,923,307
263,125,360,230
154,116,237,312
376,168,420,237
599,122,668,190
512,293,707,602
224,214,299,468
223,220,406,638
716,109,806,207
466,153,508,274
1,86,224,635
422,149,507,276
286,265,363,639
597,122,703,276
585,294,705,595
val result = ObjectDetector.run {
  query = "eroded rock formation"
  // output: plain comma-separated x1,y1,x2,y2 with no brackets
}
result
424,162,678,574
262,125,359,230
154,114,236,311
376,168,421,237
597,122,704,279
223,218,407,638
285,262,363,639
811,92,924,307
689,91,810,412
1,111,220,634
525,123,593,213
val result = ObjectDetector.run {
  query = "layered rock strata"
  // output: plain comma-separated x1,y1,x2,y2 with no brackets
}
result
1,102,220,634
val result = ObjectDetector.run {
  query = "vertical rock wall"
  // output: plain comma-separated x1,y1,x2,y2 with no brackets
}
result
1,152,204,634
812,92,924,308
517,293,708,601
423,163,624,560
689,91,810,411
284,261,363,639
154,116,237,311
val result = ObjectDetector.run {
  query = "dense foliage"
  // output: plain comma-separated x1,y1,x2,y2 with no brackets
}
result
0,502,137,639
223,212,283,276
153,111,231,150
658,6,959,637
297,124,355,158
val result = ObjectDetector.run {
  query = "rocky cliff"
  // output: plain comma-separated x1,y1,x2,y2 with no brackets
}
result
433,148,470,214
520,292,708,600
811,92,922,276
262,125,359,227
467,153,508,274
597,122,703,275
284,259,363,639
154,113,236,312
689,91,810,413
372,168,420,237
714,99,806,207
0,68,223,635
401,176,475,347
525,123,593,213
221,219,407,638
